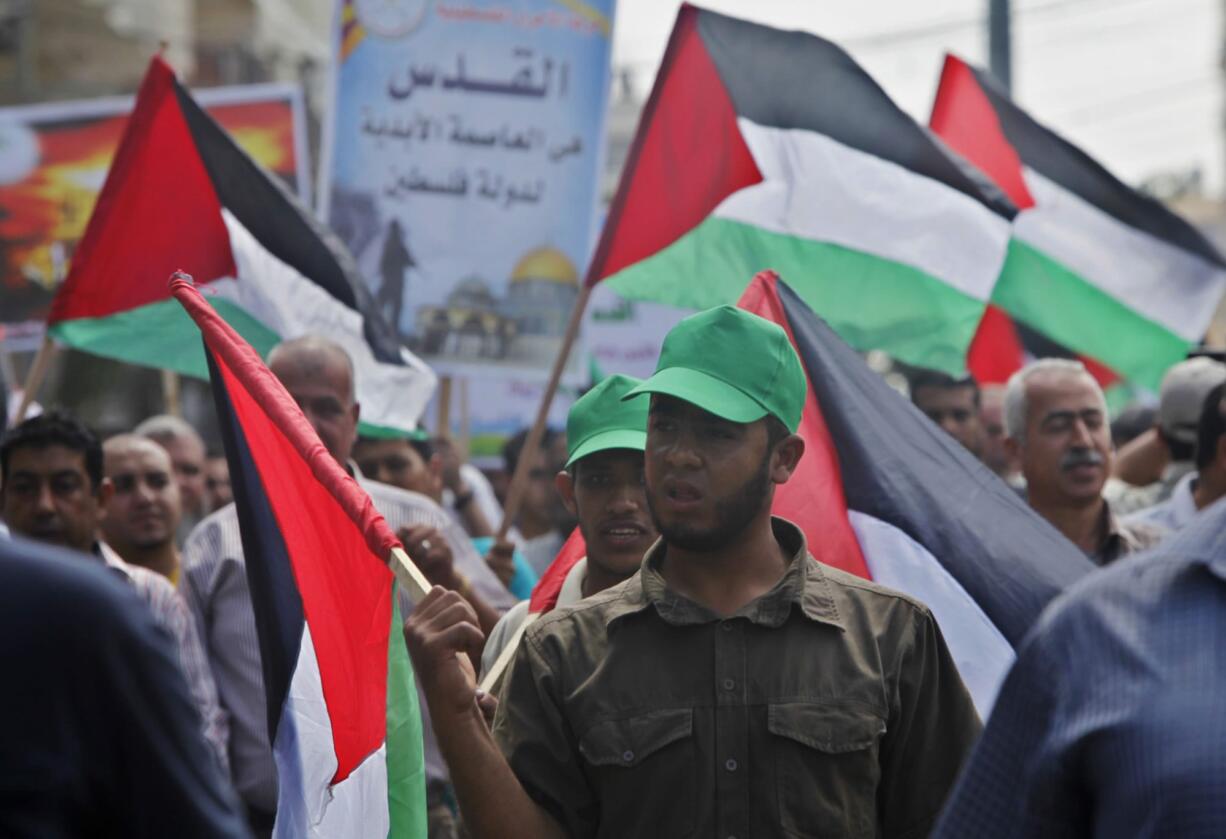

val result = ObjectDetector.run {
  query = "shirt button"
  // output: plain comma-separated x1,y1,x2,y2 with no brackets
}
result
622,750,634,763
722,678,735,691
725,758,738,772
721,622,733,632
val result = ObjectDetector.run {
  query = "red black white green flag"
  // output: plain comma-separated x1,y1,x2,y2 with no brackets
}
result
171,275,426,838
47,57,435,433
589,4,1019,376
931,54,1226,390
740,271,1094,715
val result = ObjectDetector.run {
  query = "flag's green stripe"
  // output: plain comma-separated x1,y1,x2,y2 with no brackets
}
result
604,216,985,375
993,240,1192,391
50,296,281,379
386,588,428,838
50,296,405,437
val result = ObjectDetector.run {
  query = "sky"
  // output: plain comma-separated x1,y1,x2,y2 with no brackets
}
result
609,0,1224,196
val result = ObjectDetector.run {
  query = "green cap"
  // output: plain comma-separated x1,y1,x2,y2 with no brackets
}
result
623,305,806,431
565,374,649,468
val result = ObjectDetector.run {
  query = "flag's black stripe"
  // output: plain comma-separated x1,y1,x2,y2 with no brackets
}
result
968,65,1225,268
777,280,1093,645
694,9,1017,220
206,344,304,744
173,82,407,364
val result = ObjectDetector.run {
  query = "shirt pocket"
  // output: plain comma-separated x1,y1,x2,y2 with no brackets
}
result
768,702,886,839
579,708,696,838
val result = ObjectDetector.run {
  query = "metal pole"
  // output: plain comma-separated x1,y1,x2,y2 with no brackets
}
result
988,0,1012,94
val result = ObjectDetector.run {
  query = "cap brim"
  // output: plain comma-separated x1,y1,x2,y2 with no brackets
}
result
565,429,647,469
622,367,768,424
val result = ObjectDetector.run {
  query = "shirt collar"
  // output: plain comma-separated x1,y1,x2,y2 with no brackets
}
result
605,517,843,631
93,541,133,579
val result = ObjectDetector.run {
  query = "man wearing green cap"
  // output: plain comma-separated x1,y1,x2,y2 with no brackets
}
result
478,373,658,681
405,306,980,839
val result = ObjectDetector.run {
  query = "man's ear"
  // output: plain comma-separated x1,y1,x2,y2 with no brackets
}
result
770,434,806,485
428,453,444,479
1004,436,1022,463
554,469,578,518
97,477,115,519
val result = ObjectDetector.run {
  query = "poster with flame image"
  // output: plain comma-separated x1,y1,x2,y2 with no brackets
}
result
0,83,308,324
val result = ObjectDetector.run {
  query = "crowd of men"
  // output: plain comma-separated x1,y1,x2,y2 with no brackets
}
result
3,311,1226,837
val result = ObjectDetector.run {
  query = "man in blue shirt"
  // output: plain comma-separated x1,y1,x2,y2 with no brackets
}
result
934,496,1226,838
0,534,248,838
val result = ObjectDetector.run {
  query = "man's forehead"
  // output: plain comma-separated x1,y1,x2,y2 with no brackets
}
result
356,438,417,461
1028,372,1103,412
7,444,88,474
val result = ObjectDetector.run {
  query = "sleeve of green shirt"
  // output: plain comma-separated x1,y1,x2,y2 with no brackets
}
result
492,627,597,837
878,606,983,839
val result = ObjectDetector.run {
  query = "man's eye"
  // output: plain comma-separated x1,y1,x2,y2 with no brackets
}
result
113,476,135,493
148,475,170,489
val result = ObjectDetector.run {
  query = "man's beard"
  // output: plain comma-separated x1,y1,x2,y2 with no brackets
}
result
648,455,772,552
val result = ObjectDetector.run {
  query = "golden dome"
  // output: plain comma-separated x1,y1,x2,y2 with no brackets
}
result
510,247,578,285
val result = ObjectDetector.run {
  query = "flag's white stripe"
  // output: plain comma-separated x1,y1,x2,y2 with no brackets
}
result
273,625,391,839
1015,169,1226,341
849,511,1014,719
213,209,438,428
715,117,1012,303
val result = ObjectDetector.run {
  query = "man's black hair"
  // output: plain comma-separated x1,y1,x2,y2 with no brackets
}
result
0,411,104,489
1196,382,1226,470
503,426,561,475
1111,404,1158,448
909,369,981,408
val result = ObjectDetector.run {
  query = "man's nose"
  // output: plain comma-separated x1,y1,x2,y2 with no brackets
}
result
34,483,56,513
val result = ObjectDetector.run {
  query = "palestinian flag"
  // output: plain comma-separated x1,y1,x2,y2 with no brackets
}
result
740,271,1095,715
48,57,435,433
931,55,1226,390
589,4,1018,375
170,276,427,838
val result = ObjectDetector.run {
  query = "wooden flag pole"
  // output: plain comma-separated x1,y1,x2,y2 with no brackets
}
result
13,334,56,424
161,368,182,417
389,545,434,605
458,377,471,458
496,284,593,542
477,612,539,694
436,375,453,436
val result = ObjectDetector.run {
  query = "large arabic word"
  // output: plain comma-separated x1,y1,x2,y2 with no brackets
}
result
388,48,570,101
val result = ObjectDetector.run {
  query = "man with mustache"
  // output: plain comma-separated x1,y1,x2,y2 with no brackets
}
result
1003,359,1165,564
405,306,979,838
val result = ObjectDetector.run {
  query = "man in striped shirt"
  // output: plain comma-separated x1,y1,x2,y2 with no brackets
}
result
183,335,514,836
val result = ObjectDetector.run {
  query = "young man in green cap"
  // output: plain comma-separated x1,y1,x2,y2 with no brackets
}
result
479,373,658,680
405,306,980,839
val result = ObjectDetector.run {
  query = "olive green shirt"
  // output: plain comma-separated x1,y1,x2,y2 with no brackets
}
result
492,517,981,839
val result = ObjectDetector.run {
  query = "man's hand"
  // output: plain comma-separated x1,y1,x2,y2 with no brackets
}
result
484,539,517,589
404,586,484,718
399,525,457,589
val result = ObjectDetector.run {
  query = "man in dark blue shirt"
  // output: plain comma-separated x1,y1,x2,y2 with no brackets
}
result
0,534,249,838
934,497,1226,838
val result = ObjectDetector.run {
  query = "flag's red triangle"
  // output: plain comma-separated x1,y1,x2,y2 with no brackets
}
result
49,58,234,324
529,527,587,614
738,271,871,580
586,4,762,285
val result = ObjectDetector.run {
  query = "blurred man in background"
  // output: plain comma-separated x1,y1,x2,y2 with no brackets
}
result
101,434,183,583
1108,357,1226,515
1127,381,1226,532
910,369,984,459
135,414,209,542
1004,360,1164,564
502,426,575,575
204,451,233,513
